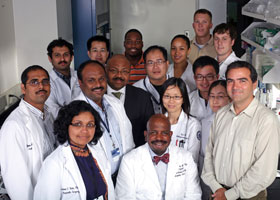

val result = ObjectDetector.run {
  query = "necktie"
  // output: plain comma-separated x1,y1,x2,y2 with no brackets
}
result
112,92,122,99
153,153,169,165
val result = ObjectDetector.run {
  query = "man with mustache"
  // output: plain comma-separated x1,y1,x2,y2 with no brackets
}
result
75,60,135,184
115,114,201,199
0,65,56,200
45,38,81,118
124,29,146,84
106,54,154,147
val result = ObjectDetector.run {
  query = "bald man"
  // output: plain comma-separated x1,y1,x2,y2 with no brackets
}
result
115,114,201,200
106,54,154,147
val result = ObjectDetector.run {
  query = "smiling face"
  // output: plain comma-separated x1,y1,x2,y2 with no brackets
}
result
144,115,172,156
78,63,107,107
68,111,95,148
193,13,213,39
214,31,234,61
124,31,143,57
162,85,183,114
209,84,230,112
170,38,190,64
87,41,109,64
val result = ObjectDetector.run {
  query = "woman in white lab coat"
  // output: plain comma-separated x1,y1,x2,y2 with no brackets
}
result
161,77,201,163
199,80,230,200
34,100,114,200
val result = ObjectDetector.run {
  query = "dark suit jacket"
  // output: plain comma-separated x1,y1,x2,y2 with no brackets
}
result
124,84,154,147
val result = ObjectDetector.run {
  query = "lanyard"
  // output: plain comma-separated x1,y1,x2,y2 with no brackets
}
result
100,107,110,133
143,79,161,105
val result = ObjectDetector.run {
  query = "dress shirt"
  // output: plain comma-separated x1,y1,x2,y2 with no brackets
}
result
107,85,126,104
53,68,71,88
86,97,123,174
202,98,280,199
218,51,240,80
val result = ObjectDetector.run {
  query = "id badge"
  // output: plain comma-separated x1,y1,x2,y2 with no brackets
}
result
111,147,120,162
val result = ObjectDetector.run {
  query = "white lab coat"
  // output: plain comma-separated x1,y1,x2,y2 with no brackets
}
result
166,110,201,163
115,143,202,200
218,52,240,80
189,90,213,122
34,143,115,200
74,92,135,157
46,68,81,118
0,100,55,200
167,61,196,93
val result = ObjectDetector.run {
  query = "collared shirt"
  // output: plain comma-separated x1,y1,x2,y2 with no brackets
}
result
202,98,280,199
107,85,126,104
128,54,146,84
217,51,241,80
148,146,169,199
53,68,71,88
188,36,217,65
22,100,55,159
86,97,123,174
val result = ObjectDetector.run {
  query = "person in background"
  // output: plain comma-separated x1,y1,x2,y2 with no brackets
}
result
167,34,196,92
189,9,217,64
0,65,56,200
202,61,280,199
34,100,115,200
115,114,201,200
87,35,110,65
106,54,154,147
213,23,240,79
199,80,230,200
124,29,146,83
189,56,219,121
161,77,201,163
133,45,169,114
46,38,81,118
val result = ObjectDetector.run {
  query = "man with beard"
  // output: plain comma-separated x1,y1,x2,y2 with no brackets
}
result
106,54,154,147
0,65,56,200
115,114,201,199
45,38,81,118
75,60,135,184
124,29,146,84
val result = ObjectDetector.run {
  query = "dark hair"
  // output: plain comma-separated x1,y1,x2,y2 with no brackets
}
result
161,77,191,117
124,29,143,40
208,80,227,95
226,61,258,83
77,60,105,81
194,8,212,21
213,23,237,40
87,35,110,52
54,100,103,145
21,65,49,85
143,45,168,63
47,38,74,58
192,56,219,75
171,34,190,49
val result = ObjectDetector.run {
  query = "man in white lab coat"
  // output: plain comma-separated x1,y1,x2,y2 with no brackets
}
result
45,38,81,118
0,65,56,200
189,56,219,121
115,114,201,200
213,23,241,79
75,60,135,184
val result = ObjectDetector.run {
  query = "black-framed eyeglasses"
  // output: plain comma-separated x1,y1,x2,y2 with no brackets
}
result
195,74,216,81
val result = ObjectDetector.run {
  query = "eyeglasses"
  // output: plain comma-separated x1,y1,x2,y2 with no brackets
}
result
209,95,229,100
108,68,130,75
26,79,50,87
70,122,96,129
195,74,216,81
146,60,166,66
163,95,183,100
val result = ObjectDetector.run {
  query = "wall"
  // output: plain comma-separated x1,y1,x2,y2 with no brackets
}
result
57,0,73,42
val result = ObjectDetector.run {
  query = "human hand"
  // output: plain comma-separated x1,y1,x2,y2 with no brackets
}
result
211,188,227,200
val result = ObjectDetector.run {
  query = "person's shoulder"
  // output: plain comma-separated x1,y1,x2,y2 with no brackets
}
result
133,78,145,88
189,90,198,99
122,144,147,161
126,84,150,98
169,145,193,161
104,94,122,106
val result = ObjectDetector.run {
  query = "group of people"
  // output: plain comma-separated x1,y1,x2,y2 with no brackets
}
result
0,8,279,200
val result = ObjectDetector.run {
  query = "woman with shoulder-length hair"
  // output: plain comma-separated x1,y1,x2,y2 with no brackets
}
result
34,100,114,200
161,77,201,163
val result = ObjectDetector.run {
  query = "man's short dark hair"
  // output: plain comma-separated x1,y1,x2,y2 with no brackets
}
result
143,45,168,63
77,60,105,81
86,35,110,52
171,34,190,49
194,8,212,21
226,61,258,83
47,38,74,58
21,65,49,85
192,56,219,75
124,29,143,40
213,23,237,40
